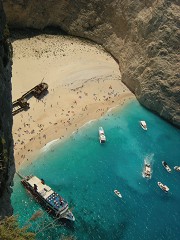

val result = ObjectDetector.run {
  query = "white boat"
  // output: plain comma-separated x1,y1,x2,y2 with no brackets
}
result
143,161,151,179
157,182,169,193
174,166,180,172
162,161,172,173
114,189,122,198
21,175,75,222
140,121,147,130
99,127,106,143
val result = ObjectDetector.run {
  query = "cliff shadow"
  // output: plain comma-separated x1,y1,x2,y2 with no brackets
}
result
9,26,67,42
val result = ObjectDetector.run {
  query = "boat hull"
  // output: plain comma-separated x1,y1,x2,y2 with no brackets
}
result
99,127,106,143
21,179,75,222
157,182,169,193
140,121,147,131
143,162,151,179
174,166,180,172
114,190,122,198
162,161,172,173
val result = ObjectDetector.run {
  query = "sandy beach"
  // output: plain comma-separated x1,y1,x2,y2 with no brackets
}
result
12,33,135,169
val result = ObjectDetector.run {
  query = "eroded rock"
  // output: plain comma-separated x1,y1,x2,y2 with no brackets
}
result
2,0,180,127
0,0,15,218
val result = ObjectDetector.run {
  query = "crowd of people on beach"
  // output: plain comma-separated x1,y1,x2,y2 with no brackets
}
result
12,34,133,168
13,82,131,167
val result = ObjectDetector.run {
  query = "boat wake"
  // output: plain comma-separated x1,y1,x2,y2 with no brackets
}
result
145,153,154,164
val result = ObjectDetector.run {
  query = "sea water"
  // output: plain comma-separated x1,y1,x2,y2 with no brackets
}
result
12,100,180,240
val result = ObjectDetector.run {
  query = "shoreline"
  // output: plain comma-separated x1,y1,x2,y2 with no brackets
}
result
16,96,135,171
12,34,135,170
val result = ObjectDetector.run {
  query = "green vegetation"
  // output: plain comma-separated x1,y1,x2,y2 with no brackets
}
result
0,216,35,240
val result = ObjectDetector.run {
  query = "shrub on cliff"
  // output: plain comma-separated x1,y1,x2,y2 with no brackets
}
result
0,215,35,240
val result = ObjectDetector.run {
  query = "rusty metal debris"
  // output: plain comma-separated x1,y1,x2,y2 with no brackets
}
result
12,83,48,116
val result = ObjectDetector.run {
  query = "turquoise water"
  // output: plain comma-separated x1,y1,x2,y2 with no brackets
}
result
12,101,180,240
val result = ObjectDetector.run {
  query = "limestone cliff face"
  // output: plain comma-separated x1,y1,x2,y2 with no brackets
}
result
2,0,180,127
0,1,15,218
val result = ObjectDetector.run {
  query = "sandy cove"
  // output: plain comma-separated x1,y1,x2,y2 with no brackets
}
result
12,34,135,169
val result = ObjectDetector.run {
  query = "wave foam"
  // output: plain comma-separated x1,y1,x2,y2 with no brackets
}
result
41,139,60,152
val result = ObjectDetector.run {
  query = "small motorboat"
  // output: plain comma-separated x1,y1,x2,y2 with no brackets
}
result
143,161,151,179
157,182,169,193
114,189,122,198
162,161,172,173
140,121,147,131
174,166,180,172
99,127,106,143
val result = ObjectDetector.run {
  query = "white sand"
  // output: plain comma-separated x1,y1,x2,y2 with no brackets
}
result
12,34,135,169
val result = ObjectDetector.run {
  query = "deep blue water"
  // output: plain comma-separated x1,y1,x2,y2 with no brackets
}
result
12,101,180,240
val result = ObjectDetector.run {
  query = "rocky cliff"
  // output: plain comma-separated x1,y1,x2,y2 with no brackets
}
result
0,0,15,218
2,0,180,127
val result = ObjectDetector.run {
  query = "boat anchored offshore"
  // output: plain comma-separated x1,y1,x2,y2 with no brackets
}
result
114,189,122,198
162,161,172,173
99,127,106,143
174,166,180,172
21,175,75,222
157,182,169,193
140,121,147,131
143,161,151,179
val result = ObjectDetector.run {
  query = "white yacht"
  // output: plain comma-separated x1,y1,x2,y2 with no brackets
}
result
114,189,122,198
157,182,169,193
162,161,172,173
174,166,180,172
99,127,106,143
140,121,147,130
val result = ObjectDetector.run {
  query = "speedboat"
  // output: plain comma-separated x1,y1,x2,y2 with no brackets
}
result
114,189,122,198
99,127,106,143
21,175,75,222
157,182,169,193
162,161,172,173
140,121,147,130
174,166,180,172
143,161,151,179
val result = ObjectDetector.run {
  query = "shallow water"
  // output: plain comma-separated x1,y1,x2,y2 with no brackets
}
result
12,101,180,240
